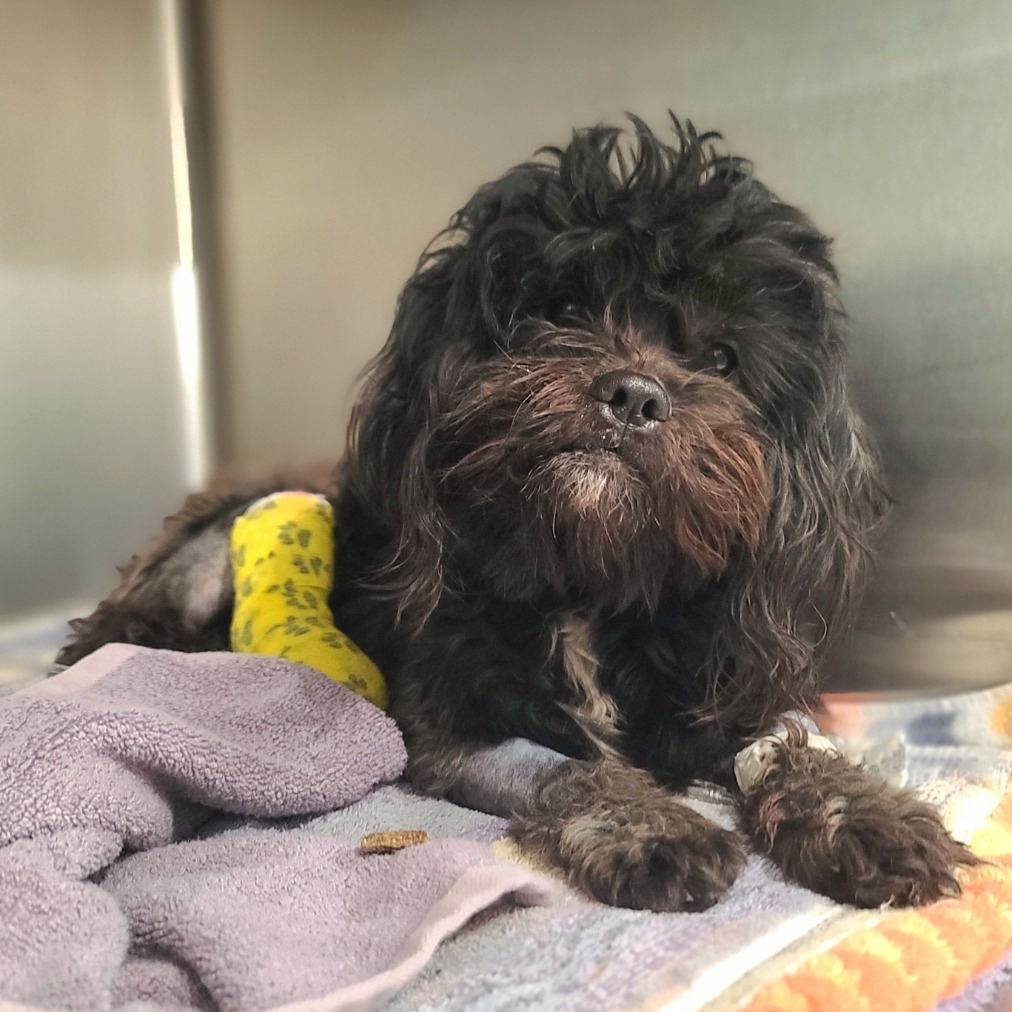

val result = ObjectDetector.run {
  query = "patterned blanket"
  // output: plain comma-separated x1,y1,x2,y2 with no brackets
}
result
377,682,1012,1011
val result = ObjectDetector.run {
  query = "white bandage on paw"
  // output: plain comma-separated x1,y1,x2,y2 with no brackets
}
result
734,726,840,793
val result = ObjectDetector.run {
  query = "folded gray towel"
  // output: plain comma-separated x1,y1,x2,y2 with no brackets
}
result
104,830,552,1011
0,645,561,1010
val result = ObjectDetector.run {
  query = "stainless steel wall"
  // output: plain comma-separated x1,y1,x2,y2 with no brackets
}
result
0,0,210,618
6,1,1011,689
205,0,1012,690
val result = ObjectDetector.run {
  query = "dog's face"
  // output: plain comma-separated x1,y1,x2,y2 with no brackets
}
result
430,322,769,612
350,116,885,729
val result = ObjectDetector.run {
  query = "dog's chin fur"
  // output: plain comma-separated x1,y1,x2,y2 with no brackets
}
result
57,114,979,913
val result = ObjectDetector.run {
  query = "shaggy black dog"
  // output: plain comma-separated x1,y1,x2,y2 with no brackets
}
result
60,116,975,912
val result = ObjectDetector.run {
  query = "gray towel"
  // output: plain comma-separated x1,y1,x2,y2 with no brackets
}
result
0,645,561,1010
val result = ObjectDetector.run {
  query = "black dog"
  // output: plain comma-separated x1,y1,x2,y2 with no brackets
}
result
59,116,975,911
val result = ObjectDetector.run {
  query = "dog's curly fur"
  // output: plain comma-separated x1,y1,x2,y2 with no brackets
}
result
739,738,972,907
59,115,977,911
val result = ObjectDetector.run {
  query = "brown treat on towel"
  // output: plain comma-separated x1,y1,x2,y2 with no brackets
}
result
360,829,430,854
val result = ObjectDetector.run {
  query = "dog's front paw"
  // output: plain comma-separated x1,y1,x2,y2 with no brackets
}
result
740,746,980,907
511,759,746,912
553,807,746,911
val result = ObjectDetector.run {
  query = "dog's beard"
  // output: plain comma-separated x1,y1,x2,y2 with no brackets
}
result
431,339,771,610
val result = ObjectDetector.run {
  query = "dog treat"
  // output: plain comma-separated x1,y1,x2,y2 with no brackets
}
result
360,829,430,854
230,491,388,709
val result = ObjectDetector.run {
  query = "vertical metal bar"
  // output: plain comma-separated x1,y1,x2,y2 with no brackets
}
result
159,0,220,488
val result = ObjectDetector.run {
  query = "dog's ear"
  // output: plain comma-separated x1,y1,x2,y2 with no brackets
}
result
692,189,889,733
346,242,467,628
346,174,552,626
704,370,888,734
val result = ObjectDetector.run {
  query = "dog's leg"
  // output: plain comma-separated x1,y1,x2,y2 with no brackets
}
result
737,737,979,907
407,735,746,912
511,757,747,911
57,477,327,665
406,737,570,817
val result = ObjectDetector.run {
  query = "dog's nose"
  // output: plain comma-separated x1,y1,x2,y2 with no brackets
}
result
589,369,671,427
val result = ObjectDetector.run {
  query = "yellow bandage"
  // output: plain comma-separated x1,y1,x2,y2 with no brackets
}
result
229,491,388,710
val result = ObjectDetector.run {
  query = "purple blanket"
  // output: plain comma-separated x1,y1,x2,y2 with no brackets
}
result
0,645,561,1011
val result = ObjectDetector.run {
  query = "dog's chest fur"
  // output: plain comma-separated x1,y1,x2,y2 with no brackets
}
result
333,564,732,788
555,614,621,757
329,498,735,782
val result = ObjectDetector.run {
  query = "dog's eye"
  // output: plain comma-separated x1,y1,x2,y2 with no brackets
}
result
704,343,738,377
545,296,581,324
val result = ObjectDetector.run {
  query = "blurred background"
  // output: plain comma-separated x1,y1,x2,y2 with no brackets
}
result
2,0,1011,691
